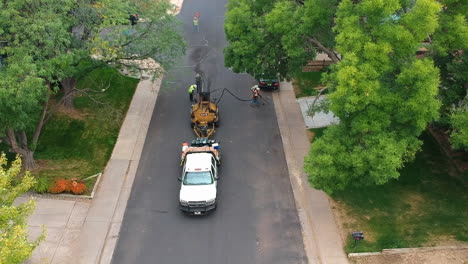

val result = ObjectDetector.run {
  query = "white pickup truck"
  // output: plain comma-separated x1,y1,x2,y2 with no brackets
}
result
178,138,221,215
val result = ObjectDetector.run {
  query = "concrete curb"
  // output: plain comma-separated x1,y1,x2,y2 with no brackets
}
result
348,252,382,257
273,82,349,264
101,77,162,264
348,245,468,258
273,87,321,264
71,77,162,264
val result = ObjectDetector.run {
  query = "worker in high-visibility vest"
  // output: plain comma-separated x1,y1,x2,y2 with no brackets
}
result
193,16,199,32
188,84,197,101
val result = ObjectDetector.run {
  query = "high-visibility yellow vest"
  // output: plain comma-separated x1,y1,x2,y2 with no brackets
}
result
188,85,196,94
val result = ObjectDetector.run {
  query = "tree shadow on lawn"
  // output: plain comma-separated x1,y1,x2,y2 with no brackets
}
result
32,67,139,194
332,132,468,253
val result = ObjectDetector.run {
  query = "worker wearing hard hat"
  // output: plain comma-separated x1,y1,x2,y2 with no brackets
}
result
188,84,197,101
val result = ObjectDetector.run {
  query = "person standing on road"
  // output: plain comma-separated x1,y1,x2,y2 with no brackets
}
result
250,85,261,106
193,16,199,32
188,84,197,101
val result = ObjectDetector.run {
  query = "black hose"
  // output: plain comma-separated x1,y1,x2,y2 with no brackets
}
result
210,87,223,93
214,88,252,104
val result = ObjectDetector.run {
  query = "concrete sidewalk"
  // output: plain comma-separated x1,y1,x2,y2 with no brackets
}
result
297,95,339,129
18,198,90,264
18,77,161,264
273,82,349,264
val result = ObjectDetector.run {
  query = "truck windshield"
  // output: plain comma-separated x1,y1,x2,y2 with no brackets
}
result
183,171,213,185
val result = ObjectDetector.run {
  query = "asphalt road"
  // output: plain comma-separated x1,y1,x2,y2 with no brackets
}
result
112,0,307,263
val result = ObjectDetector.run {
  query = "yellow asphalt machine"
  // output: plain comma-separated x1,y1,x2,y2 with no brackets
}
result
190,74,219,138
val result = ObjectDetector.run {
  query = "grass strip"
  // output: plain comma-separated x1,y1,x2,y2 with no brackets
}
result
292,72,323,98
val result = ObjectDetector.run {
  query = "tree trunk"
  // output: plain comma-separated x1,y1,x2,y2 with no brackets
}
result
20,148,36,171
61,77,77,110
307,87,328,118
32,92,50,148
307,37,341,63
6,129,37,170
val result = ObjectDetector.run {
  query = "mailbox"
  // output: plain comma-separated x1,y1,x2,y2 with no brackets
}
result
352,231,364,240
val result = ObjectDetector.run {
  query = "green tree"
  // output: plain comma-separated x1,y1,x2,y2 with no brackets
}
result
432,0,468,56
431,0,468,150
0,0,185,169
60,0,185,109
450,99,468,150
0,154,45,264
0,55,48,170
305,0,442,193
0,0,75,170
224,0,339,78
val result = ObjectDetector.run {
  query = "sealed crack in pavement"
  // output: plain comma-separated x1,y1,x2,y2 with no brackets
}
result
152,210,169,214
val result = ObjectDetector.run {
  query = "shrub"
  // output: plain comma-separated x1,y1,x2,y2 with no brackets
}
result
33,177,51,194
70,180,87,195
49,179,71,194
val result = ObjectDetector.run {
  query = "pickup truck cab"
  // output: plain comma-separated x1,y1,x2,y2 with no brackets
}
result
179,139,220,215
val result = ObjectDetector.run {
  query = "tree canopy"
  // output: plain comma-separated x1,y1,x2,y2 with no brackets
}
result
305,0,440,193
0,0,73,169
304,0,442,193
83,0,185,69
0,0,185,170
224,0,467,192
224,0,339,78
431,0,468,150
450,91,468,150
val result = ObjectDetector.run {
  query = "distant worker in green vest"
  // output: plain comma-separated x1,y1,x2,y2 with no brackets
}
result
193,16,199,32
188,84,197,101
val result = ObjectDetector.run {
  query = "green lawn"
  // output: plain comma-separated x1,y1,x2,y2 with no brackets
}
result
292,72,324,98
31,67,139,193
308,128,468,252
306,127,327,143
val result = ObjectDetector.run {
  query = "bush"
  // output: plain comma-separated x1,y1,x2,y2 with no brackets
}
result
70,180,87,195
48,178,87,195
49,179,71,194
33,177,50,194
